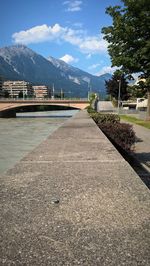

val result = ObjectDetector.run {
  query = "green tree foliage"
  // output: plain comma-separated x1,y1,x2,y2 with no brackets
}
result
105,70,129,100
4,90,10,98
128,80,147,99
18,91,23,98
102,0,150,117
102,0,150,76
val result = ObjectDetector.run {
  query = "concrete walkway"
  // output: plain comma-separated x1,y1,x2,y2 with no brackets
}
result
0,110,150,265
97,101,115,112
131,124,150,169
120,120,150,174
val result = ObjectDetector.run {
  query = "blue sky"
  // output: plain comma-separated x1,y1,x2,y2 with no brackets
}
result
0,0,122,76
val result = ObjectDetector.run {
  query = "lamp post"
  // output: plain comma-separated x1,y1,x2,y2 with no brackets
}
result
51,84,55,99
68,90,71,99
117,79,121,114
61,88,63,99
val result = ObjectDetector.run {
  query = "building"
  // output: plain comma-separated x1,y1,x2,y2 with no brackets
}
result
134,77,146,85
33,85,50,99
2,80,33,98
0,77,3,97
136,98,148,110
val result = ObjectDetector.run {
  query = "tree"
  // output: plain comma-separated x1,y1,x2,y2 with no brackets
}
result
4,90,10,98
105,70,129,101
102,0,150,118
18,91,23,98
128,80,147,99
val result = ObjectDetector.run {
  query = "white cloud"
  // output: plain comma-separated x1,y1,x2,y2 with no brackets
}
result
12,24,65,44
73,22,83,28
63,28,82,45
95,66,118,76
86,54,92,59
88,64,101,70
63,0,82,12
79,37,107,54
60,54,79,64
12,23,108,55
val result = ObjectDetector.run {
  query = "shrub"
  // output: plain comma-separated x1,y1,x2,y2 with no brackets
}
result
86,106,96,114
89,112,135,151
99,122,135,151
90,113,120,124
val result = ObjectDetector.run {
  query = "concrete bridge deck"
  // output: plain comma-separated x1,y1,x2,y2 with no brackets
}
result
0,110,150,265
0,99,89,117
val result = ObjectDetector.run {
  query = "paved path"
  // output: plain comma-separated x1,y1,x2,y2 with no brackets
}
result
1,110,150,265
132,124,150,169
97,101,115,112
121,120,150,172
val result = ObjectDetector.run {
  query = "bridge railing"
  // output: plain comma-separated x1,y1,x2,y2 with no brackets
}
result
0,97,89,102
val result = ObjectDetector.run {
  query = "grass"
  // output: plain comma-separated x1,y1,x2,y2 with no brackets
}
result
120,115,150,129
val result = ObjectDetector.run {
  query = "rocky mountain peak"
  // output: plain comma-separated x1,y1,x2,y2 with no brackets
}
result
0,45,110,97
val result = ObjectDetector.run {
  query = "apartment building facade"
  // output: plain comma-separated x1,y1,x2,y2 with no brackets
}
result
0,77,3,97
33,85,50,99
2,80,33,98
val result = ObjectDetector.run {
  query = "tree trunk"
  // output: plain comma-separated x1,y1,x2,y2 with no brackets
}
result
146,90,150,120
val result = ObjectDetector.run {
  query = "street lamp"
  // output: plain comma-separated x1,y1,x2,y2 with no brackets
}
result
51,84,55,99
60,88,63,99
68,90,71,99
117,79,121,114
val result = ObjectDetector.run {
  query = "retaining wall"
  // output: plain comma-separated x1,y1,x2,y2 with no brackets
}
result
0,110,149,265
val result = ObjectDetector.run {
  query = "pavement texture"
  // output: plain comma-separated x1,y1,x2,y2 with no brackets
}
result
131,123,150,169
120,119,150,181
0,110,150,266
97,101,115,112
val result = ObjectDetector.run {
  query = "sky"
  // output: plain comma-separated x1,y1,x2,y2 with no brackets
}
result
0,0,122,76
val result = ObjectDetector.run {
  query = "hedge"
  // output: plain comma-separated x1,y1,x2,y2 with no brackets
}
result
88,111,135,152
99,122,136,151
90,113,120,124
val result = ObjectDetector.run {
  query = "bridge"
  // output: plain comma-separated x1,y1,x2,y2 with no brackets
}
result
0,99,89,117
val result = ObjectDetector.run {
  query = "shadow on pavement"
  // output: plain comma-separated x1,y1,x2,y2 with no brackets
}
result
135,136,143,143
122,151,150,189
134,152,150,168
104,135,150,189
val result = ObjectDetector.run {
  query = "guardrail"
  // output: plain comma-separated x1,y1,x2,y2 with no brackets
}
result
0,98,89,102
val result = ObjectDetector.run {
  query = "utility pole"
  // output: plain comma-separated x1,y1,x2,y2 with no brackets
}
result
88,80,91,101
11,87,13,99
61,88,63,99
52,83,55,99
23,81,24,100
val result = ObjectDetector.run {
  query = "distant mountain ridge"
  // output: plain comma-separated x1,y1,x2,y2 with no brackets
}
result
0,45,111,97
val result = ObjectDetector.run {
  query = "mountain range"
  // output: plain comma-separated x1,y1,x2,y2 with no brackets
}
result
0,45,111,97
